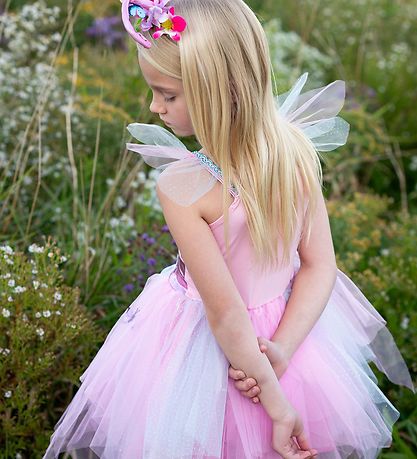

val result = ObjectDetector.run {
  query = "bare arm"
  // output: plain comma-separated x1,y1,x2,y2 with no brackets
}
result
157,183,293,422
271,187,337,359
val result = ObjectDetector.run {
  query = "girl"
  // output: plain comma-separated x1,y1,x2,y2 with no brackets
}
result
43,0,414,458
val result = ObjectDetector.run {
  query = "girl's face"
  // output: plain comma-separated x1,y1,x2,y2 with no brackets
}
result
138,55,194,137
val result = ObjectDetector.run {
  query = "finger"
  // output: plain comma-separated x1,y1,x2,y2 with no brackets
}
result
252,396,259,403
244,378,257,390
229,367,246,380
295,431,312,452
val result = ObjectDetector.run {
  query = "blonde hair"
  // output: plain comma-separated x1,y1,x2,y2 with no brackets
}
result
137,0,323,272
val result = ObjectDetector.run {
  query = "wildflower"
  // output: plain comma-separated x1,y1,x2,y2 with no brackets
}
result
0,245,14,255
2,308,11,318
35,312,41,318
33,280,40,289
42,310,51,318
7,296,13,302
7,279,15,287
48,252,54,258
36,327,45,337
54,292,62,301
147,258,156,266
14,286,26,293
60,255,67,263
400,316,410,330
4,390,12,398
55,310,61,315
28,243,44,253
123,283,135,294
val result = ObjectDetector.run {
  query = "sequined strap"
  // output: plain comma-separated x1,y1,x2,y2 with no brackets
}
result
191,151,238,197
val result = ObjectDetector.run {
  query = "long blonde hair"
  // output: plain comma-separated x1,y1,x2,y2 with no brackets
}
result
137,0,323,272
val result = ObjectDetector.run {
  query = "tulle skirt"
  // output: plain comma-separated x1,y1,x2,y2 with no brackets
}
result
43,261,413,459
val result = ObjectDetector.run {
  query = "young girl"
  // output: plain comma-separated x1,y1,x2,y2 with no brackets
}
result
43,0,414,458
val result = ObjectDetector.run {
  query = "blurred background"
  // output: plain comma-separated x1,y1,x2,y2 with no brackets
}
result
0,0,416,457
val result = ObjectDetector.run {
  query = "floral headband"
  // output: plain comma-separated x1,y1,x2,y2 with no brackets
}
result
121,0,187,48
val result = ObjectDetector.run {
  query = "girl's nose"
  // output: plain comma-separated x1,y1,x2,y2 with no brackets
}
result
150,98,167,114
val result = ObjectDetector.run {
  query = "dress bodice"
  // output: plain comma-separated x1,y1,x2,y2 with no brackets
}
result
174,151,302,309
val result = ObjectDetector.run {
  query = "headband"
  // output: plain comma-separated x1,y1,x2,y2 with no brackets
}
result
121,0,187,48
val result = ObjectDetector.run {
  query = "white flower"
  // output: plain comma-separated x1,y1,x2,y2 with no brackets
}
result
55,310,61,315
41,283,48,288
7,279,15,287
1,348,11,356
4,390,12,398
380,248,390,256
14,286,26,293
28,243,44,253
5,259,14,265
2,308,11,318
36,327,44,337
3,273,11,279
32,269,38,274
54,292,62,301
16,453,23,459
400,316,410,330
22,314,28,322
0,245,14,255
35,312,41,318
42,310,51,318
109,218,119,228
33,280,40,289
60,255,67,263
7,296,13,302
48,252,54,258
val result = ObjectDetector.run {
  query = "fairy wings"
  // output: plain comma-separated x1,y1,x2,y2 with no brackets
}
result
125,72,350,205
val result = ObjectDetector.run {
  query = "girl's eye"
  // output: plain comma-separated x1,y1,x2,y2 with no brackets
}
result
165,96,176,102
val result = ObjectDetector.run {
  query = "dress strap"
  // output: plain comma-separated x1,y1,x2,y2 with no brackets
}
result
191,150,238,198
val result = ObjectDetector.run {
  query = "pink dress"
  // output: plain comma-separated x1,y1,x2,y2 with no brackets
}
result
43,75,414,458
43,148,413,459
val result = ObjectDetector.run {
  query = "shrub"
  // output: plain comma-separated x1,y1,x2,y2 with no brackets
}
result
0,237,104,458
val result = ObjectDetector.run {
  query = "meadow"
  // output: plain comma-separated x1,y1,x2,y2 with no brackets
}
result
0,0,416,457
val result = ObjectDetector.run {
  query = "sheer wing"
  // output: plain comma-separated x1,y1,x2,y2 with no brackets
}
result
126,123,217,207
276,72,350,151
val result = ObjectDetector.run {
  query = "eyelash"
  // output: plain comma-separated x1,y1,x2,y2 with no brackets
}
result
164,96,176,103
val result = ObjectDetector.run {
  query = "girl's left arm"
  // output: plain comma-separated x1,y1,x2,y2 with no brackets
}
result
270,187,338,361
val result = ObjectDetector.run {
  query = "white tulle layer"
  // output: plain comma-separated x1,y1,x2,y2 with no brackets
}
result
43,263,413,459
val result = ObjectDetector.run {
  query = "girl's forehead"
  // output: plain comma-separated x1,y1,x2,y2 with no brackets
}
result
139,56,182,91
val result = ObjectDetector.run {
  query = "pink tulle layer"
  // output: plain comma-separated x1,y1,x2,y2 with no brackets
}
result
43,264,413,459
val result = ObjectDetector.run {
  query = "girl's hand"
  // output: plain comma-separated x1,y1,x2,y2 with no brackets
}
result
272,408,318,459
228,337,290,403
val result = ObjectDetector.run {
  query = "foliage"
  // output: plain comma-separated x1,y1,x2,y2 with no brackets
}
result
0,238,104,458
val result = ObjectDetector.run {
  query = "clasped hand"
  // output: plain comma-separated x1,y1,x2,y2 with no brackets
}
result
228,337,318,459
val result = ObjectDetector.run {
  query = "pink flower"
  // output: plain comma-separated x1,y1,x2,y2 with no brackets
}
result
152,7,187,41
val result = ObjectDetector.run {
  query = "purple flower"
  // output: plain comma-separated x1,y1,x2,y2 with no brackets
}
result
161,224,169,233
147,237,156,245
123,283,135,293
139,254,146,261
85,16,126,49
147,258,156,266
141,233,149,240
